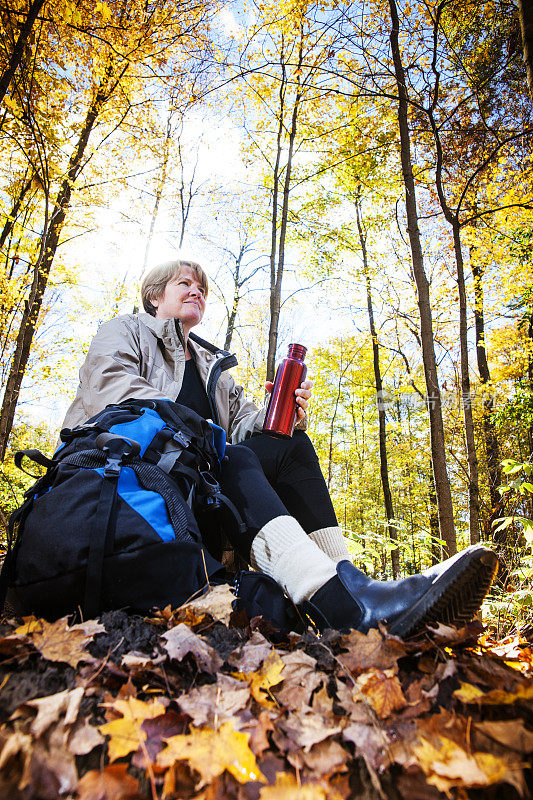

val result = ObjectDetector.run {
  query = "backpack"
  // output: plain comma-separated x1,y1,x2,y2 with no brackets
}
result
1,399,240,620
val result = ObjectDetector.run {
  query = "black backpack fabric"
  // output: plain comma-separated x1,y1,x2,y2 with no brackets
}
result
1,399,235,620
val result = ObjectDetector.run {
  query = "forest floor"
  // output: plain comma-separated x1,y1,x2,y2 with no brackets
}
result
0,585,532,800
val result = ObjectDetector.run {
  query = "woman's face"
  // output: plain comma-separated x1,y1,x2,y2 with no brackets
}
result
153,266,206,333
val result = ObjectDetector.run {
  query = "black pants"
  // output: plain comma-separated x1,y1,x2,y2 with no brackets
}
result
218,431,337,560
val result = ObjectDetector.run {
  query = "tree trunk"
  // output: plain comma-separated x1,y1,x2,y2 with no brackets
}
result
388,0,456,554
141,122,172,282
423,50,480,543
224,247,243,351
471,256,502,524
451,219,480,544
265,76,284,380
355,199,399,577
517,0,533,100
266,41,303,381
428,466,440,565
0,0,46,105
0,70,119,458
0,170,35,251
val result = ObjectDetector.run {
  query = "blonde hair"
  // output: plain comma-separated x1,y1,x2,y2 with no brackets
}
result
141,260,209,316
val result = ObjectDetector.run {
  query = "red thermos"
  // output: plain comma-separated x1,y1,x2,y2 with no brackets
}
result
263,343,307,437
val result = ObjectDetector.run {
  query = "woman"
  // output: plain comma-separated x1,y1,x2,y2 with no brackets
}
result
63,259,498,635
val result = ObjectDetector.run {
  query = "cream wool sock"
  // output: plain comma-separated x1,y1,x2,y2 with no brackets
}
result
309,526,352,564
250,516,337,604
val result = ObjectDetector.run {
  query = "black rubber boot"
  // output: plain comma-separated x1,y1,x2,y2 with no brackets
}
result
303,545,498,638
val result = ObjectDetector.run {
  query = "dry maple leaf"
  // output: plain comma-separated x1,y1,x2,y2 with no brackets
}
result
179,584,236,626
156,720,266,787
13,616,101,668
475,718,533,753
454,680,533,705
412,735,526,796
232,650,285,708
279,709,342,752
68,718,106,756
76,763,143,799
228,630,274,672
339,628,406,674
274,651,324,710
99,697,166,762
288,739,349,779
236,710,275,757
160,623,223,673
21,686,84,738
355,668,407,718
177,674,250,726
258,772,328,798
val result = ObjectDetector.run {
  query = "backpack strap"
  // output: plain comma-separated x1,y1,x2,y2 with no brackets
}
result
83,470,119,618
83,434,141,618
14,449,55,477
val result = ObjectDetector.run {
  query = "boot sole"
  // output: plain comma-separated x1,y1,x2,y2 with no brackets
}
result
389,548,498,638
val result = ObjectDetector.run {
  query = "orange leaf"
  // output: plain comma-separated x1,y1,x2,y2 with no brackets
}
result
156,721,266,786
99,698,166,762
232,650,285,708
14,616,103,668
258,772,327,798
76,763,142,799
355,668,407,718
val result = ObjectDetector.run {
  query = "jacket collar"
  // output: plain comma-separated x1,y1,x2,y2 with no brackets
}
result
137,313,233,362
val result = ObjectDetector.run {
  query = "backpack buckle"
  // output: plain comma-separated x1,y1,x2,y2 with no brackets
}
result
95,433,141,478
173,430,191,448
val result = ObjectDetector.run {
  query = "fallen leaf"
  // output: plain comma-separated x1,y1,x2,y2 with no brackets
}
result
288,739,349,778
233,650,285,708
236,710,274,756
177,674,250,726
132,710,189,767
258,772,327,798
156,720,266,786
412,735,526,795
274,650,324,709
70,619,106,638
454,681,533,705
228,631,274,672
339,628,406,674
343,722,391,770
279,709,342,752
356,669,408,718
335,679,375,723
68,719,105,756
99,697,166,762
161,624,223,673
22,723,78,798
76,763,143,799
14,616,97,668
179,584,236,626
475,719,533,753
23,686,84,738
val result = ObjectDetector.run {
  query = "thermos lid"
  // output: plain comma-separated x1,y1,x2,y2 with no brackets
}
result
288,343,306,359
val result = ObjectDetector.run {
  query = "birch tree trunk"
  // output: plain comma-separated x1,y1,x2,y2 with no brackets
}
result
388,0,456,554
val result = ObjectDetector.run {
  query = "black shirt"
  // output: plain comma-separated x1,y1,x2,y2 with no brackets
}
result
176,358,212,420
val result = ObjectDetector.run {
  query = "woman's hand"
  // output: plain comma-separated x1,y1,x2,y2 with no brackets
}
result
265,378,314,419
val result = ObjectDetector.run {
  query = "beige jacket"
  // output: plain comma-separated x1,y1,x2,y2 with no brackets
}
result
61,314,272,443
